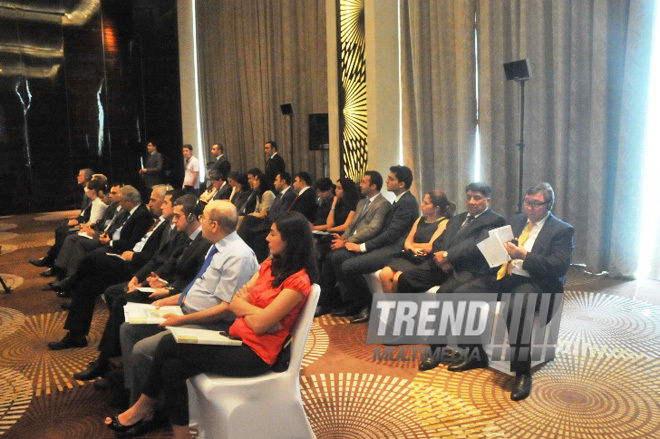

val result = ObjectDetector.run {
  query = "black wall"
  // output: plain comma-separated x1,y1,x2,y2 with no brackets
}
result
0,0,182,214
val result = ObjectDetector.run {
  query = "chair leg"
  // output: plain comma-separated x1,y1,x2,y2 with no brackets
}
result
0,274,10,294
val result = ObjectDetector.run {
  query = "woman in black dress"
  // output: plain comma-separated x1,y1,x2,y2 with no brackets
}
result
379,189,455,293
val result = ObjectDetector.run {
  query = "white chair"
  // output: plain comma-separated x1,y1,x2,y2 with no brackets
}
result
187,285,320,439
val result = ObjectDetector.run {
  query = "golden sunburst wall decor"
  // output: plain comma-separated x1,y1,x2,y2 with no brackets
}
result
338,0,368,181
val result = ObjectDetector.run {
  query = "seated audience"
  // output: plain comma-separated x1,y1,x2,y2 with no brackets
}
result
227,171,255,216
246,168,275,219
379,190,455,293
312,178,335,227
105,211,317,439
312,177,359,233
288,172,318,222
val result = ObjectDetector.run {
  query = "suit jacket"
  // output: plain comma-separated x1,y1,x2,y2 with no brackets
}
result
364,190,418,252
155,232,213,292
212,182,232,200
343,193,391,243
268,187,296,219
212,155,231,178
288,187,317,222
509,213,574,294
265,153,285,184
111,204,154,254
432,208,506,274
132,225,187,281
128,218,169,270
143,151,164,188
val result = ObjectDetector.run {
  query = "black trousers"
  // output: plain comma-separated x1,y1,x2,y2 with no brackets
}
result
453,274,556,373
142,334,271,426
64,251,134,335
97,285,154,361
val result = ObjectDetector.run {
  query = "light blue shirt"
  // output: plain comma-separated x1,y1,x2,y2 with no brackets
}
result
182,231,259,315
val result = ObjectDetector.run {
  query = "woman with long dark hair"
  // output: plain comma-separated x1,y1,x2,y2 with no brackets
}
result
246,168,275,219
313,177,360,233
105,211,318,439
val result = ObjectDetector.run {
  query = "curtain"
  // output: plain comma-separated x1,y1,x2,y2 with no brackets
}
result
477,0,655,276
401,0,656,276
195,0,328,178
399,0,477,201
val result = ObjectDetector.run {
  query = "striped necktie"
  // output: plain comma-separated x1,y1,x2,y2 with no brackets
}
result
178,245,219,305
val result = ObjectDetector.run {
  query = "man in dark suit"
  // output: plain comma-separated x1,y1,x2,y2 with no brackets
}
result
264,141,285,186
400,182,505,372
47,186,172,349
210,143,231,178
319,171,392,316
326,166,419,322
288,171,318,222
398,182,506,295
209,170,232,201
445,182,574,401
139,141,164,189
29,168,94,268
239,171,296,262
72,194,212,381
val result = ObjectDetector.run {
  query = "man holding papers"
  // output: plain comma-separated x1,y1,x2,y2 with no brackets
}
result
119,200,258,406
449,182,574,401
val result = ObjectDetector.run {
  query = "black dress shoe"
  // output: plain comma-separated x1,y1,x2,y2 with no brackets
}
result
74,360,110,381
314,306,329,318
350,307,370,324
447,355,488,372
106,414,156,437
40,268,58,277
115,418,157,439
60,301,72,310
511,372,532,401
331,306,355,317
419,357,441,371
51,277,73,293
47,333,87,350
29,257,52,267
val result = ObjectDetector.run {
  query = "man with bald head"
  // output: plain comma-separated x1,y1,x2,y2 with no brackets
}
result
119,200,259,406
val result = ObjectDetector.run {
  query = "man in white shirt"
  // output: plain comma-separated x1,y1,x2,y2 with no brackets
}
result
182,144,200,194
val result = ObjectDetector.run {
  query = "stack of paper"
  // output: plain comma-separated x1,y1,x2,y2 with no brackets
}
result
476,225,514,268
167,326,242,346
123,302,183,324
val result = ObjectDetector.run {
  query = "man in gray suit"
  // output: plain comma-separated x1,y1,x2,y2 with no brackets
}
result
139,141,164,189
318,171,391,316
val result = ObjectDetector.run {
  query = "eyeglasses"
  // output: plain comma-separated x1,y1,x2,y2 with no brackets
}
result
523,199,548,208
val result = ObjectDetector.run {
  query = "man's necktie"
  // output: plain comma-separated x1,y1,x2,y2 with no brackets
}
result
287,194,300,211
178,245,219,305
349,198,371,236
497,221,534,280
459,215,475,231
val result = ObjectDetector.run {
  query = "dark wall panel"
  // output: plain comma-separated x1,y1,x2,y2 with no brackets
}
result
0,0,182,214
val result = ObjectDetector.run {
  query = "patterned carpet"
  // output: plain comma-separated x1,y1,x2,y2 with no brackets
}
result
1,212,659,438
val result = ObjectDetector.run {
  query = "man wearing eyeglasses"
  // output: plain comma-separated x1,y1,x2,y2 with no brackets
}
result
446,182,574,401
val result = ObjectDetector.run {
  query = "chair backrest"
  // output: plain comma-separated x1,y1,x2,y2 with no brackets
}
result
286,284,320,375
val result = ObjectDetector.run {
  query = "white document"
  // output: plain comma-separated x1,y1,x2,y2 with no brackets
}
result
477,225,515,268
123,303,183,324
312,230,331,236
136,287,156,293
167,326,242,346
107,253,126,260
77,232,94,239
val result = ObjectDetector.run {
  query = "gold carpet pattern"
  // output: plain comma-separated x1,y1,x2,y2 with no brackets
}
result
1,212,659,438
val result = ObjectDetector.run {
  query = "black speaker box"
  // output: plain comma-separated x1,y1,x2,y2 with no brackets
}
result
503,59,532,81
